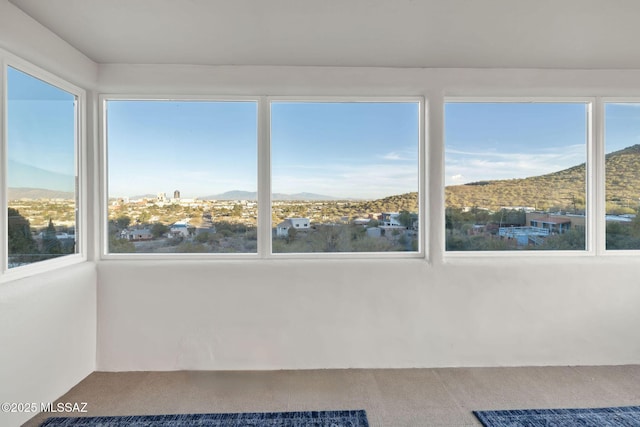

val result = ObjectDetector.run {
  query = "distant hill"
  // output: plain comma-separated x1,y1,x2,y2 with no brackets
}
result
201,190,257,200
129,194,157,200
604,144,640,205
354,192,418,213
201,190,344,201
275,192,345,201
8,160,74,193
446,144,640,211
8,187,75,200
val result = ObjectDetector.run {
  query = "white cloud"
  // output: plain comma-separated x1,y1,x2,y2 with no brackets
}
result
273,162,417,199
381,152,403,160
450,174,466,184
445,144,586,186
380,150,415,161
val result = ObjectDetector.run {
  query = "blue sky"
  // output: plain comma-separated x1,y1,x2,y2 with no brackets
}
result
107,100,258,198
445,102,589,186
107,100,419,199
605,103,640,154
446,102,640,187
7,66,76,192
271,102,419,199
10,85,640,198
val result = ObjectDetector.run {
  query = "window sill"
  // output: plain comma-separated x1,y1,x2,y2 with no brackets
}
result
1,254,87,284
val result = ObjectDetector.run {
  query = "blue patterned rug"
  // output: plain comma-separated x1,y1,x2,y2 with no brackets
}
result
474,406,640,426
40,409,369,426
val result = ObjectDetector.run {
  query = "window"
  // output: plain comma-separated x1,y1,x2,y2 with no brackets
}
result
104,99,258,254
271,101,421,254
103,98,422,258
5,66,80,269
445,101,590,252
604,102,640,250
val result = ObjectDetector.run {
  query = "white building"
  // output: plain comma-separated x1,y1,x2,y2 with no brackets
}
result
120,229,153,241
380,212,401,227
169,223,190,238
276,218,310,237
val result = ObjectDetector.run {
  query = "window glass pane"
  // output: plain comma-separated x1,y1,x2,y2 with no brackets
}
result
106,100,258,254
271,101,420,253
604,103,640,250
445,102,588,251
7,67,77,267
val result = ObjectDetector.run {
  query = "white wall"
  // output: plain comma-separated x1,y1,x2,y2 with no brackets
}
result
97,259,640,371
0,2,98,425
97,64,640,371
0,263,97,426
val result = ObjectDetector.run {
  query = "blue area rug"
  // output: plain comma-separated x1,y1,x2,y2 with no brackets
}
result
474,406,640,426
40,409,369,426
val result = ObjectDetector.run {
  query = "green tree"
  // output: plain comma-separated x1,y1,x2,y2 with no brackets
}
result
42,218,63,256
7,208,39,263
312,225,351,252
630,209,640,238
116,215,131,229
539,229,585,250
606,222,640,249
397,210,413,228
195,231,210,244
231,203,243,217
137,211,151,223
151,223,169,238
286,226,297,244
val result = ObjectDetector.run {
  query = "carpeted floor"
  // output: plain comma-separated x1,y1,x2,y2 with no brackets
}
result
22,365,640,427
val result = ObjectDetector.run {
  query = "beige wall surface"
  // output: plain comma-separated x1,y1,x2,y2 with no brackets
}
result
96,64,640,371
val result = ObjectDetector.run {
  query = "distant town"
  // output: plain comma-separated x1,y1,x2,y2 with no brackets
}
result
6,188,419,261
107,190,418,253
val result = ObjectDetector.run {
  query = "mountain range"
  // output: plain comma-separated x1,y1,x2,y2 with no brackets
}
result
8,187,75,200
201,191,344,201
9,187,349,201
15,144,639,208
446,144,640,211
109,191,345,201
8,159,75,193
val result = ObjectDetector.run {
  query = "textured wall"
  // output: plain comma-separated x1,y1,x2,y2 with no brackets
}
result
96,64,640,371
0,263,96,426
97,258,640,371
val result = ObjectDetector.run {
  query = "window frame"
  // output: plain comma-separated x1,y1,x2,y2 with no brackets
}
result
442,97,596,259
267,96,425,259
99,95,426,260
600,97,640,256
99,94,263,260
0,52,87,282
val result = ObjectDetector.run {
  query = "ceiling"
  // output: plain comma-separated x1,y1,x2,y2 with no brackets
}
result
8,0,640,69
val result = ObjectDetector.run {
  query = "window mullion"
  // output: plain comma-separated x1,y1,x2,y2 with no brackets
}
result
0,62,7,273
592,98,605,255
257,97,272,258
